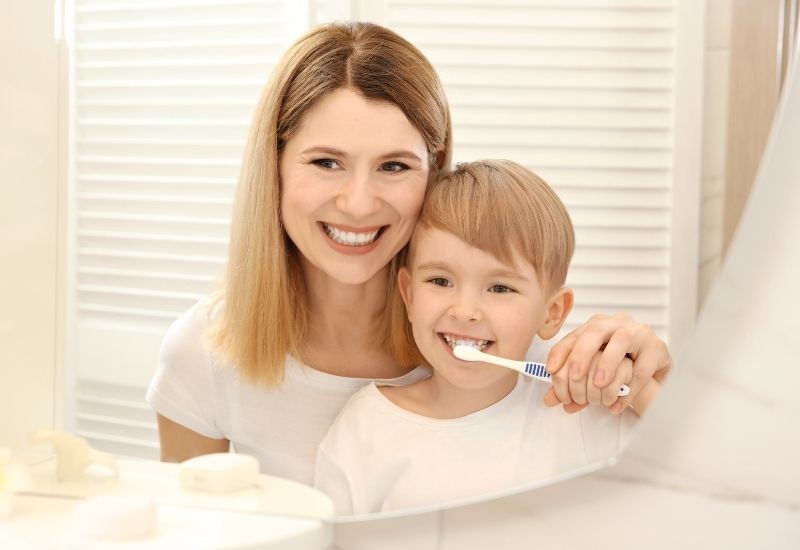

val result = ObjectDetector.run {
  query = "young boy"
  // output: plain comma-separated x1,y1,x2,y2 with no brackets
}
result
314,160,644,516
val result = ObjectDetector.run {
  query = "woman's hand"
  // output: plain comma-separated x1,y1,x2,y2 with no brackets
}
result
542,313,671,415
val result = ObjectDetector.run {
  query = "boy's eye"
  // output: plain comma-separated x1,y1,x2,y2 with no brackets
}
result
427,277,451,287
380,161,410,173
489,284,515,294
311,158,340,170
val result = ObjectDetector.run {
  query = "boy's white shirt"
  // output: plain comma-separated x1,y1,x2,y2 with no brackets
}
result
314,370,635,516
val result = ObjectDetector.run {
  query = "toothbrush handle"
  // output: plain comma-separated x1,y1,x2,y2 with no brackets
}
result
523,362,630,397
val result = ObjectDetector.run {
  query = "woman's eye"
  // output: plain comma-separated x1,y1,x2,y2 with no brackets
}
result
312,158,340,170
427,277,451,287
380,161,409,173
489,284,515,294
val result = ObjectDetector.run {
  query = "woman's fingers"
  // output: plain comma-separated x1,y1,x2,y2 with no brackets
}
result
549,361,573,405
542,312,672,415
602,356,633,408
546,327,601,404
626,337,671,407
585,353,603,406
586,352,631,407
547,313,635,385
543,387,560,407
542,387,588,414
592,325,639,387
562,402,589,414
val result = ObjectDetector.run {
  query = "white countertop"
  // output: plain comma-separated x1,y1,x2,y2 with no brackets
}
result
2,494,332,550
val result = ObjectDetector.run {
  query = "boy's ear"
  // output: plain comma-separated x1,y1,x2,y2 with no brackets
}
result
537,287,574,340
397,266,413,320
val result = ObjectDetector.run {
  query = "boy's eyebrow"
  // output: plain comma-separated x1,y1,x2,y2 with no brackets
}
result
415,261,452,272
415,262,530,282
485,268,529,282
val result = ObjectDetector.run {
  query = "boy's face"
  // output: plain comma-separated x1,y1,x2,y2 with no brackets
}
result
398,226,572,392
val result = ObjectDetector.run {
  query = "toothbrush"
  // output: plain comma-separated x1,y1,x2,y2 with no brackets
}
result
452,345,631,397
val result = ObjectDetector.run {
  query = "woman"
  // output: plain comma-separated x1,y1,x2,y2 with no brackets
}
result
147,21,671,485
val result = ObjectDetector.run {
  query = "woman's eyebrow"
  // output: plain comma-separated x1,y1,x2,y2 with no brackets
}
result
379,150,424,162
298,147,423,163
300,146,346,156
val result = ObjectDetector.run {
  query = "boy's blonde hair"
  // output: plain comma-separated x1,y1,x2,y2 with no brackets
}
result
413,160,574,291
209,22,452,387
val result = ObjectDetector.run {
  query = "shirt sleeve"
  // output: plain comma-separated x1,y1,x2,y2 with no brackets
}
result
145,300,225,439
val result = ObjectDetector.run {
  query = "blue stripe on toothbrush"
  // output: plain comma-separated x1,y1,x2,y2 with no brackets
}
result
525,362,549,378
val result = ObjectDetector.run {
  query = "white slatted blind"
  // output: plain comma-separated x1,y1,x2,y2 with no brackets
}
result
384,0,677,337
69,0,306,457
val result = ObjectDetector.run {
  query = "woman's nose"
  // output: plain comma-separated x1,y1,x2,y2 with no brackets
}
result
335,170,381,218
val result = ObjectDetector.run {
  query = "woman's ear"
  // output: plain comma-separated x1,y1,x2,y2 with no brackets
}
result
537,287,574,340
397,267,413,320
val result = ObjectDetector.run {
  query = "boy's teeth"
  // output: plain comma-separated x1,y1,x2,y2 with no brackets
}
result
443,334,488,350
323,223,380,246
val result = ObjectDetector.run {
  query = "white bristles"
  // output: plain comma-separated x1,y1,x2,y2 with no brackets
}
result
452,345,485,362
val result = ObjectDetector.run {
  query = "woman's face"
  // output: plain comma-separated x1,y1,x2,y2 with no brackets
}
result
280,88,430,285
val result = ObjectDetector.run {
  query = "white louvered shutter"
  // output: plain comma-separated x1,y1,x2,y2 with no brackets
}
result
381,0,681,338
68,0,308,458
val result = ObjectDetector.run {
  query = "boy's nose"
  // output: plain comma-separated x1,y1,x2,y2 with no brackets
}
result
447,296,482,322
335,170,381,218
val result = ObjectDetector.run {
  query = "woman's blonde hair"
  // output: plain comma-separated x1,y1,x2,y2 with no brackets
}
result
413,159,575,290
210,22,451,386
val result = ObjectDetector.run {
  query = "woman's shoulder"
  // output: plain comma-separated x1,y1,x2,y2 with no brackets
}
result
159,295,226,372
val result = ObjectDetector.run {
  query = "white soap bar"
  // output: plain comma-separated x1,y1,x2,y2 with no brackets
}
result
179,453,259,493
73,496,156,539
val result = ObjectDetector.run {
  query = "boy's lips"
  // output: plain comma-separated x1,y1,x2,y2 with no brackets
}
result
438,332,494,353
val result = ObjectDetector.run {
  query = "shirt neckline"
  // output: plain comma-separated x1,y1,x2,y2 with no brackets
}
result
285,355,432,391
366,374,528,427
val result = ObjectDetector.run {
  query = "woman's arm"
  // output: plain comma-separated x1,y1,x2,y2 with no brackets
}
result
156,414,230,462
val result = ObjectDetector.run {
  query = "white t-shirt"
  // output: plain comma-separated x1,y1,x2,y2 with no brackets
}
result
145,298,431,485
314,376,634,515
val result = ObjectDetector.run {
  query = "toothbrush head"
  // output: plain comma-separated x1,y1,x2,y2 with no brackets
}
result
453,345,484,362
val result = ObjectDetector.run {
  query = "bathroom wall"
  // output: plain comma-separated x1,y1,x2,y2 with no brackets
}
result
697,0,731,306
698,0,797,307
0,0,63,450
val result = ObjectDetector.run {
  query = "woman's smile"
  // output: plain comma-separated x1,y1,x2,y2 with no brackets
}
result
319,222,387,255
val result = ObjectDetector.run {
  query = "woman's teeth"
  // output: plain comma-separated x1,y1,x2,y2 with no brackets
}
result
442,334,489,351
323,223,380,246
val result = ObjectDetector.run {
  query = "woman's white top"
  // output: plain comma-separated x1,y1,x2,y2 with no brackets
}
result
145,299,431,485
314,377,634,515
